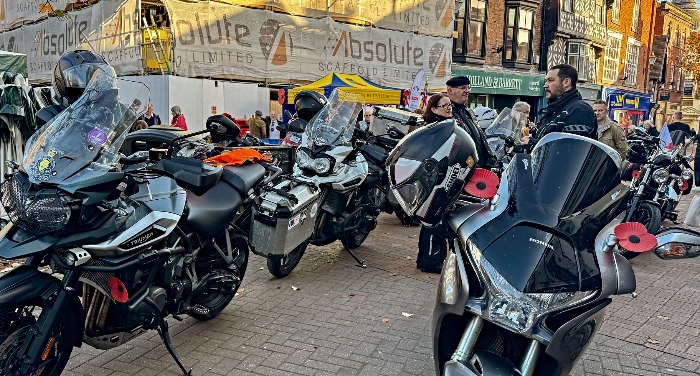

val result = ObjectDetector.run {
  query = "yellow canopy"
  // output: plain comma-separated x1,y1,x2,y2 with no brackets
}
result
285,73,405,105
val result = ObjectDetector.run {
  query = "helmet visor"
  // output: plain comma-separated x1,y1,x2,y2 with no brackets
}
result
391,158,439,218
61,63,105,89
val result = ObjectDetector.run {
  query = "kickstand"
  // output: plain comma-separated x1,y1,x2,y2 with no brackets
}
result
157,318,192,375
344,244,366,268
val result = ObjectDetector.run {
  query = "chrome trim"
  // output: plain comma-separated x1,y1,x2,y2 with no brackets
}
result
594,211,626,299
656,228,700,247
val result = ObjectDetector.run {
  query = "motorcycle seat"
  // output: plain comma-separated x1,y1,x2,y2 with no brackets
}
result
186,181,242,239
220,163,266,195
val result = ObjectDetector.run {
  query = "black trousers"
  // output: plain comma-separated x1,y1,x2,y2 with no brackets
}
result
417,221,448,272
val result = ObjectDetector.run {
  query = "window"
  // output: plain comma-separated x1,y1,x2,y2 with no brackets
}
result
504,7,534,63
611,0,620,23
631,0,640,32
624,39,640,86
682,33,686,49
603,32,622,83
595,5,603,24
669,66,675,89
563,0,573,12
567,42,582,71
453,0,487,60
675,30,680,46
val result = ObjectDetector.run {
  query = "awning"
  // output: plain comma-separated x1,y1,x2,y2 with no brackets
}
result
284,73,405,105
0,52,28,78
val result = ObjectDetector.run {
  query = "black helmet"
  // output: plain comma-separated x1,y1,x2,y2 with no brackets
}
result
52,50,109,106
294,90,327,121
387,119,478,224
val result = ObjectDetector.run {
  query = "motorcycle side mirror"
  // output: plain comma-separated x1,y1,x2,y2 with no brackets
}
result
206,114,240,139
288,118,307,133
387,125,405,139
653,227,700,259
284,110,293,119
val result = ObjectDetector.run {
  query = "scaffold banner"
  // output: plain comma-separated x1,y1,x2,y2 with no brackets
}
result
164,0,452,87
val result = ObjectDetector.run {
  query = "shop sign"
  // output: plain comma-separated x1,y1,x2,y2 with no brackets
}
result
606,90,651,111
684,80,694,97
659,91,671,101
450,68,544,96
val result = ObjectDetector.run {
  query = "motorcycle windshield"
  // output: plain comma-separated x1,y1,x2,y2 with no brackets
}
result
474,134,624,293
23,66,149,184
305,89,361,147
484,108,516,138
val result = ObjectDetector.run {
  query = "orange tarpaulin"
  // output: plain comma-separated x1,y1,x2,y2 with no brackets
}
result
204,148,272,167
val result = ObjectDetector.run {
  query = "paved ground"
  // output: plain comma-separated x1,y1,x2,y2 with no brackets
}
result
25,193,700,375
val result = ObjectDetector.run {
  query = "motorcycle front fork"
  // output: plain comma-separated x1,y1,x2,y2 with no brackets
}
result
450,315,542,376
625,168,653,222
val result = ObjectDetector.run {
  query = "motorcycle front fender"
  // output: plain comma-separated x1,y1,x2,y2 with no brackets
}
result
0,265,84,347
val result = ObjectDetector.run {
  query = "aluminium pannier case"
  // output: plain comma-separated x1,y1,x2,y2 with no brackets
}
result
249,180,320,256
370,106,424,136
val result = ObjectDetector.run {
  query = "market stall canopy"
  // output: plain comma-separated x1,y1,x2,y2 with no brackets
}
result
284,73,405,105
0,52,28,77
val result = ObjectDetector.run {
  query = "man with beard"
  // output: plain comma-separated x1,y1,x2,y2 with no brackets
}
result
520,64,596,151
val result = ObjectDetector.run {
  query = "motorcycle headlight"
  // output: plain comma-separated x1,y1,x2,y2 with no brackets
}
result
652,169,670,184
470,242,596,333
312,157,333,175
296,148,311,168
681,170,693,181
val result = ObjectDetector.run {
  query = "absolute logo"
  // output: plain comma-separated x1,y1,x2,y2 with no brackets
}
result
331,31,424,66
428,43,447,78
259,19,293,66
434,0,452,28
33,17,89,57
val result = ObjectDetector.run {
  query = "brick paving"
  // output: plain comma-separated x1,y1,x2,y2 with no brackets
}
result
38,194,700,375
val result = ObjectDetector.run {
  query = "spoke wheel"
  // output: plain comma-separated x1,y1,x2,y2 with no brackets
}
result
0,301,76,376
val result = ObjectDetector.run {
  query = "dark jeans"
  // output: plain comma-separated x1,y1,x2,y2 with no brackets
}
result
417,221,448,272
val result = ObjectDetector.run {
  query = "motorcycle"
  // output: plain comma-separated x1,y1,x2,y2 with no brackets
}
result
623,131,692,240
430,133,662,375
0,66,279,375
257,89,382,277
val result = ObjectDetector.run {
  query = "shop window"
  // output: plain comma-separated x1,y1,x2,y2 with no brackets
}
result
563,0,573,13
631,0,640,32
611,0,620,23
624,39,640,86
504,7,534,64
603,32,622,83
468,94,489,108
453,0,488,62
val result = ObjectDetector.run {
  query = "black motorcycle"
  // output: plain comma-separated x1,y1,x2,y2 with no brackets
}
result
623,131,692,240
430,133,657,375
0,67,279,375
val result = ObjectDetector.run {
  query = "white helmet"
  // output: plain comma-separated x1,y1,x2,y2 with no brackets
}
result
474,106,498,130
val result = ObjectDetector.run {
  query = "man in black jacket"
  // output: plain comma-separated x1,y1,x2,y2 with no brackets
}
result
446,76,495,168
522,64,596,150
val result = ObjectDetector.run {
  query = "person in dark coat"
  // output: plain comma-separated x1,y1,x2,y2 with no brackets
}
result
642,120,659,137
423,93,452,123
519,65,596,152
668,111,691,137
139,103,161,126
446,76,496,168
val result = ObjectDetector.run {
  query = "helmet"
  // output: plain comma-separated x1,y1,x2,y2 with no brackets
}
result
474,106,498,130
387,119,478,224
52,50,109,106
294,90,327,121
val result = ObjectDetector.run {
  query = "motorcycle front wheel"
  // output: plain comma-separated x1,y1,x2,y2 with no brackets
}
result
267,242,308,278
0,299,77,376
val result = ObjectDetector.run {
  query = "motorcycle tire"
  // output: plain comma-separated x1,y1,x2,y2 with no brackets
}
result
625,202,662,259
189,234,249,321
0,299,78,376
267,242,308,278
343,210,377,249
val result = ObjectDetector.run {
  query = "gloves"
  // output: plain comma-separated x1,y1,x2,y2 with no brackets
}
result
504,136,515,148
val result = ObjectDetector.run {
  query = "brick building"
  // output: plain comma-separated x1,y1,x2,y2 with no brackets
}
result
599,0,656,130
450,0,546,117
651,1,694,126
